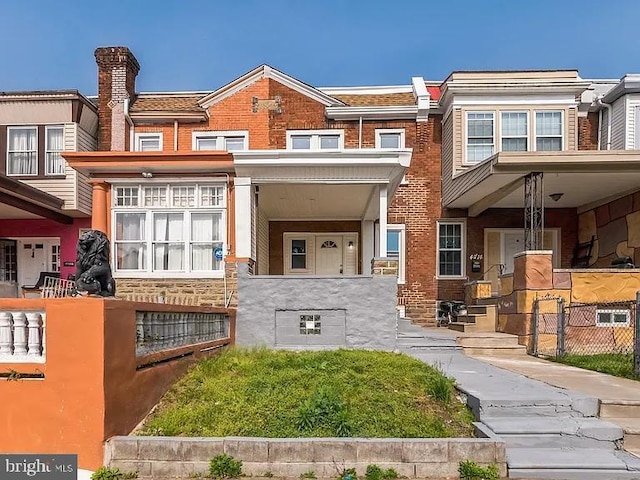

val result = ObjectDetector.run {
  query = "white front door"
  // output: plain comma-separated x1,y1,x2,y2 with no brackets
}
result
503,232,525,274
17,239,60,286
315,236,343,275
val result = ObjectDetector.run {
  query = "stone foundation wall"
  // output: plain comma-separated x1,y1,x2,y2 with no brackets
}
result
116,263,238,307
105,436,506,479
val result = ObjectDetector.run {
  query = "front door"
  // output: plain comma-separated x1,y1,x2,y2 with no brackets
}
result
17,239,60,286
315,236,343,275
503,232,524,274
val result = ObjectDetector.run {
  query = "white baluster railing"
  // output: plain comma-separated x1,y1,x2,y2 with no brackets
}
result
0,311,46,363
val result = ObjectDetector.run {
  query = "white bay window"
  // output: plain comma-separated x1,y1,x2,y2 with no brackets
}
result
113,184,226,276
7,126,37,175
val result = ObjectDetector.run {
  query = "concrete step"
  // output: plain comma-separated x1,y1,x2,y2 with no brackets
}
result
482,416,623,448
474,297,500,306
463,346,528,356
600,400,640,419
507,447,640,479
457,334,521,348
448,321,476,332
467,304,488,314
607,418,640,452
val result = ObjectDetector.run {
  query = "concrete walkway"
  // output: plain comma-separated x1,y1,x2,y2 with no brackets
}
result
396,325,640,479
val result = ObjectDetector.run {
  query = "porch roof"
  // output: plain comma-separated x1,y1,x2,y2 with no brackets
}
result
444,150,640,216
0,174,72,224
63,151,235,176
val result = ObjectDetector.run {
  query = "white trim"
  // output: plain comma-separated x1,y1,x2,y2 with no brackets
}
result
412,77,431,122
436,219,466,279
6,125,38,176
192,130,249,151
375,129,406,149
596,308,631,327
134,132,163,152
387,224,406,284
465,111,495,165
451,94,579,107
319,85,412,95
325,105,417,120
283,232,359,275
198,65,344,109
286,129,345,150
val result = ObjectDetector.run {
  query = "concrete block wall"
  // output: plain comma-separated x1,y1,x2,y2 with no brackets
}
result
105,436,507,479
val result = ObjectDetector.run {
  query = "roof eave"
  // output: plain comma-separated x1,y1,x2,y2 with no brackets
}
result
325,105,418,120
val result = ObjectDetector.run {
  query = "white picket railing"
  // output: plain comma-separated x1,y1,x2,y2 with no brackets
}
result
0,311,46,363
135,311,230,356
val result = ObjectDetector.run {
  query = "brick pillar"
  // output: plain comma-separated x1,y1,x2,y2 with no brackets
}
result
94,46,140,151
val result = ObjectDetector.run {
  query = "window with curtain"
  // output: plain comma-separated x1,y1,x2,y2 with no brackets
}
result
7,127,37,175
501,112,528,151
466,113,494,163
535,111,563,151
437,221,464,277
113,184,226,274
45,126,65,175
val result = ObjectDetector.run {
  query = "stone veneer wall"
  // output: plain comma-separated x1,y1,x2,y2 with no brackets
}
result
116,262,238,307
496,251,640,349
578,190,640,267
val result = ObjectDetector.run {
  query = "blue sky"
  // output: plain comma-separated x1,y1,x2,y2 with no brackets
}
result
2,0,639,94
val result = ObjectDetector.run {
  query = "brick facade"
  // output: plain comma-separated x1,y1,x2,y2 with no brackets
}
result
578,112,599,150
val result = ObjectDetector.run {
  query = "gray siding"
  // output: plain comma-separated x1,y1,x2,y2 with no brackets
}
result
441,113,455,204
611,97,626,150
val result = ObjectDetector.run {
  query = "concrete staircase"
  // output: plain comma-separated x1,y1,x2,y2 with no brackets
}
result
457,332,528,356
448,304,497,333
599,400,640,459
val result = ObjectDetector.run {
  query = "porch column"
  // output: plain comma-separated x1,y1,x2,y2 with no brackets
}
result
378,185,387,256
88,180,109,235
362,220,374,275
234,177,252,259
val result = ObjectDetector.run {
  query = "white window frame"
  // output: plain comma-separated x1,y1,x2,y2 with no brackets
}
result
286,129,344,150
192,130,249,151
134,132,163,152
500,111,529,152
387,224,406,284
436,219,466,279
596,308,631,327
7,125,38,176
44,125,65,176
375,129,406,149
534,110,564,151
465,111,495,164
111,183,227,278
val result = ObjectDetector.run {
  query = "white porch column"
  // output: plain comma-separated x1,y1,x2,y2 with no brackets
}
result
378,185,387,257
362,220,374,275
234,177,252,259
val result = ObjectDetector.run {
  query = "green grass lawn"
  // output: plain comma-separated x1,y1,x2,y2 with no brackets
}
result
137,348,475,438
554,353,639,381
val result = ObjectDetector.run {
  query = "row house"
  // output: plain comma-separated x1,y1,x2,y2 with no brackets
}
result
63,47,640,340
0,90,97,296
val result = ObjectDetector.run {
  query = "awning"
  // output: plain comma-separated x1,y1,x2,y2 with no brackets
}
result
0,174,72,224
445,151,640,216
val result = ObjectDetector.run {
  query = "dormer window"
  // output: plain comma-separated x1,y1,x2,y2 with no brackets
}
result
286,130,344,150
466,113,494,163
535,111,563,151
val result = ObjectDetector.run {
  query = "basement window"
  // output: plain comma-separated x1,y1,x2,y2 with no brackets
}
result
596,309,630,327
299,314,321,335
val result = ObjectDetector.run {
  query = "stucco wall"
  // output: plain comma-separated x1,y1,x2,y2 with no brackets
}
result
236,263,397,350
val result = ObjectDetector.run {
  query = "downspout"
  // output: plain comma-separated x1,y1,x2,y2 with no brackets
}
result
358,116,363,149
173,120,178,151
597,96,612,150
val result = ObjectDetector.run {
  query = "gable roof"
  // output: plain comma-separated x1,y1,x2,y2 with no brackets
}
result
198,64,345,109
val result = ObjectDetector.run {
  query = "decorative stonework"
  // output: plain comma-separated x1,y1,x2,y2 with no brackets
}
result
371,258,399,277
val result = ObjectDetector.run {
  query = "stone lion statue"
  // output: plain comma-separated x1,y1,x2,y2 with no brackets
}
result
75,229,116,296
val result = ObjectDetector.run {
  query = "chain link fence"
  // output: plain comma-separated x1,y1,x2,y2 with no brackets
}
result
532,294,640,377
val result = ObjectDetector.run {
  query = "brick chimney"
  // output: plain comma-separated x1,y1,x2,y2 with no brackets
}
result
95,46,140,151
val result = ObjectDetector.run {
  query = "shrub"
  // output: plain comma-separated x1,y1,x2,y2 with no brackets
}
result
209,454,243,479
91,467,138,480
337,467,358,480
364,464,398,480
458,460,499,480
296,386,352,436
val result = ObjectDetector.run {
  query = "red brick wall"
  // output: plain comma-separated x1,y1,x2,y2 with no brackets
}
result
578,112,599,150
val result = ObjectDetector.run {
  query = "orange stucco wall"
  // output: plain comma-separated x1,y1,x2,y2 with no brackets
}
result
0,298,235,470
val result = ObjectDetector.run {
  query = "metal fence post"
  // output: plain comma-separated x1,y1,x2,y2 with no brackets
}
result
557,297,566,358
531,298,539,356
635,292,640,377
